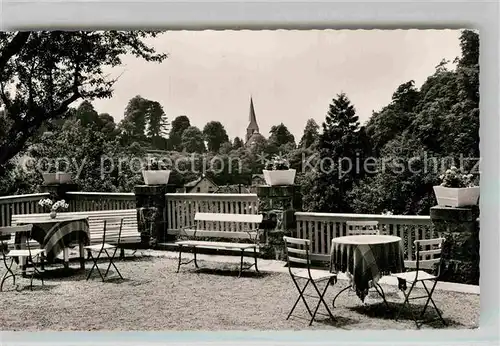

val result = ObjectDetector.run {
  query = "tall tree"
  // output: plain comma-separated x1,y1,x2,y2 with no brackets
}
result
303,93,364,213
118,95,149,145
76,100,100,128
0,31,166,171
147,101,169,139
232,137,244,149
169,115,190,151
181,126,206,153
299,118,320,148
269,123,295,148
203,121,229,152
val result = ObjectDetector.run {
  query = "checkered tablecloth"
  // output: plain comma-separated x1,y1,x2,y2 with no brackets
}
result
330,235,404,301
15,217,90,263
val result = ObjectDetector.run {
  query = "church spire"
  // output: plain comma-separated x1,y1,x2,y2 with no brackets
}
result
246,97,259,142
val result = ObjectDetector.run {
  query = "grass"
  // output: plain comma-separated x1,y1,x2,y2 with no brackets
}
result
0,254,479,331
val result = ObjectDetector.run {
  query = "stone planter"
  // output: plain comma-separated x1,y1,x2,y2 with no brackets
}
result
42,172,72,185
433,186,480,207
262,169,296,186
142,170,171,185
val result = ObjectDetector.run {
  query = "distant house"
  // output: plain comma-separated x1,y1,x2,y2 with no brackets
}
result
182,175,218,193
251,174,266,187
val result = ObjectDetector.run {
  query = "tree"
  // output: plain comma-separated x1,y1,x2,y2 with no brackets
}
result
118,95,149,145
181,126,206,153
76,100,100,128
0,31,166,171
269,123,295,148
303,93,364,213
299,118,320,148
232,137,244,149
147,101,169,136
203,121,229,152
169,115,190,151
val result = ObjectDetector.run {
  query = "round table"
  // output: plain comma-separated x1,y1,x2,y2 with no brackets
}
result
330,235,404,301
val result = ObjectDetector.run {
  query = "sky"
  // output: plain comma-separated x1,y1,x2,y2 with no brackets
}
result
91,29,463,141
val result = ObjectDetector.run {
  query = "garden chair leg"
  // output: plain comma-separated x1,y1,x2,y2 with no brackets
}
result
238,249,244,278
309,279,335,326
0,258,16,292
103,248,123,279
86,250,105,282
287,278,313,320
396,280,420,327
193,247,199,268
420,280,446,325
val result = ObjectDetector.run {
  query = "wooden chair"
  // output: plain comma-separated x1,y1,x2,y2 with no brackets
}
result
0,225,45,291
283,236,337,326
83,218,124,282
346,221,380,236
391,237,447,328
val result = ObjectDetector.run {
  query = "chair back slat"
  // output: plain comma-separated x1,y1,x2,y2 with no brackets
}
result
414,237,445,274
346,221,379,236
283,236,312,270
102,218,124,245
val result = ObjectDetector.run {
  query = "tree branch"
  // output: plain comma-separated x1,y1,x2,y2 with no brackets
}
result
0,32,31,72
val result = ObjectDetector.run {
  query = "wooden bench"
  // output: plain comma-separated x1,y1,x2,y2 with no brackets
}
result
175,212,263,277
11,209,142,265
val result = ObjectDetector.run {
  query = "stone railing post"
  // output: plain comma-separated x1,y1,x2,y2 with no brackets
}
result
134,184,177,248
40,182,78,204
256,185,300,260
430,205,480,285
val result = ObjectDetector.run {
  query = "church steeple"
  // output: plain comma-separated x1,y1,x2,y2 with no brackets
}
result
246,97,259,142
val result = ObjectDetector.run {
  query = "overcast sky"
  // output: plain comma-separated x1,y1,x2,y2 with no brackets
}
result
91,29,462,141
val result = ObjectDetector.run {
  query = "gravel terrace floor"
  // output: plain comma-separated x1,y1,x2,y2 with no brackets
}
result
0,254,479,331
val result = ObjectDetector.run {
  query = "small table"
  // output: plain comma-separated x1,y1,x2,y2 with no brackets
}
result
330,235,404,303
13,216,90,270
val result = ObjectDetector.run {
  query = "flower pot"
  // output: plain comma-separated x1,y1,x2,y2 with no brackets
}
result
433,186,480,207
262,169,296,186
56,172,72,184
142,170,171,185
42,173,58,185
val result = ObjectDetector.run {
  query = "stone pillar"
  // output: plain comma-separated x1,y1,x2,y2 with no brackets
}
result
134,184,177,247
256,185,300,260
430,206,480,285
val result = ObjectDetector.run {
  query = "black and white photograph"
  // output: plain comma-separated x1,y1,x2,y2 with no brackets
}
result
0,29,479,331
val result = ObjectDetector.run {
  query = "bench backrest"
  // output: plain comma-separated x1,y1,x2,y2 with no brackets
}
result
12,209,139,244
186,212,263,241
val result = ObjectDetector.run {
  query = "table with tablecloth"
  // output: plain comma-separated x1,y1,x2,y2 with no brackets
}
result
13,216,90,269
330,234,405,301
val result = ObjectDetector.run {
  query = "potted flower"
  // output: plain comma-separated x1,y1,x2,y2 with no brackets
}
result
262,156,296,186
41,160,72,185
142,158,171,185
39,198,69,219
433,166,479,207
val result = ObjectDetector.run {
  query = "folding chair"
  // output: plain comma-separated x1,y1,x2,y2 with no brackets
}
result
332,220,387,308
391,237,447,328
0,225,45,291
84,218,124,281
283,236,337,326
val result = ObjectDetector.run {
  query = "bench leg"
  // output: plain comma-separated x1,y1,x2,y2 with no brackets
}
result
79,242,85,270
176,245,183,273
193,247,199,269
119,248,125,260
253,247,259,273
238,249,245,278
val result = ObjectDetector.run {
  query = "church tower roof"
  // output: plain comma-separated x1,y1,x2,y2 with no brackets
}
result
247,97,259,132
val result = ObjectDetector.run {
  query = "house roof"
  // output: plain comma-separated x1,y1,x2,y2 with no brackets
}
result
215,185,251,194
184,175,218,188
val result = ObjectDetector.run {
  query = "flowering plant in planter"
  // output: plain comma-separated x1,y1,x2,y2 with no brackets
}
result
39,198,69,218
434,166,479,207
142,158,171,185
263,155,296,186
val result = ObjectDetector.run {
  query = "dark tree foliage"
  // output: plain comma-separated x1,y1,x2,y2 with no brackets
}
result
203,121,229,152
169,115,191,151
0,31,166,172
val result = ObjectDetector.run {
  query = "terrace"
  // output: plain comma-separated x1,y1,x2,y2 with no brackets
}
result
0,188,480,330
